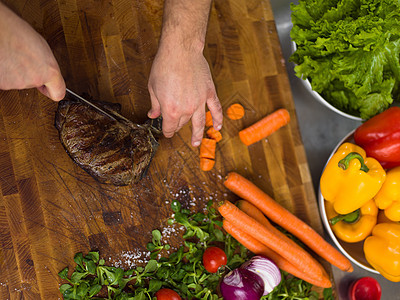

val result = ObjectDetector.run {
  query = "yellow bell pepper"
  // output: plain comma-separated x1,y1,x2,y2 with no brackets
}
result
374,166,400,222
364,223,400,282
325,199,378,243
320,142,386,214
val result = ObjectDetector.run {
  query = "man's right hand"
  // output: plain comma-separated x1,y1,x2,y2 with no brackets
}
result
0,2,66,101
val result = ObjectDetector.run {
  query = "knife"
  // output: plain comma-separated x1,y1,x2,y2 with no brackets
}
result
65,88,132,124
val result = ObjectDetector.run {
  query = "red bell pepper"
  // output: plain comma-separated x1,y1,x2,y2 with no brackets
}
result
354,107,400,169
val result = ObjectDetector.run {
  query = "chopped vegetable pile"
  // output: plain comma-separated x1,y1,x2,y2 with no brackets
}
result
58,200,333,299
290,0,400,119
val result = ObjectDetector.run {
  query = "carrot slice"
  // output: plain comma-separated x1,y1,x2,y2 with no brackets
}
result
226,103,245,120
224,172,353,272
218,200,325,280
199,138,216,159
205,111,213,127
239,108,290,146
206,127,222,142
200,157,215,171
223,220,332,288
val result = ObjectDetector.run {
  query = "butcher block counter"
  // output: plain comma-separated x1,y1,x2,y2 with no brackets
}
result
0,0,330,299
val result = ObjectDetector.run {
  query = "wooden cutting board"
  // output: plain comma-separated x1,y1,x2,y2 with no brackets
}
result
0,0,329,298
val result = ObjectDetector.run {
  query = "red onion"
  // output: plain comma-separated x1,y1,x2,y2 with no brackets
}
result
241,255,281,295
220,268,264,300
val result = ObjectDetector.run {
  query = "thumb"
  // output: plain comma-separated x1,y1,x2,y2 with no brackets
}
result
39,76,66,101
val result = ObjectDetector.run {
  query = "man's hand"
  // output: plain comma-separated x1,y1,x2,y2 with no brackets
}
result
147,0,222,147
0,3,65,101
148,43,222,147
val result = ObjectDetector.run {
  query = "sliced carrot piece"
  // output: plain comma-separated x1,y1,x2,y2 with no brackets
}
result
199,138,216,159
205,111,213,127
200,157,215,171
226,103,245,120
206,127,222,142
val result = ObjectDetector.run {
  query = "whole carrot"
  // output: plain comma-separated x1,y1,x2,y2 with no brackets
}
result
223,219,332,288
237,200,313,260
218,200,325,280
224,172,353,272
239,108,290,146
237,200,270,226
237,200,302,248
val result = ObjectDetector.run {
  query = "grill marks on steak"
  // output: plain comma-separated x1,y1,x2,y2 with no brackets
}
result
55,95,161,186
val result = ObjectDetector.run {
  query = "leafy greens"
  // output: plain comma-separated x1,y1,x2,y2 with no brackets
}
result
290,0,400,119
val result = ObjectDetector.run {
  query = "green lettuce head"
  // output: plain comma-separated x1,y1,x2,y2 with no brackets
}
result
290,0,400,119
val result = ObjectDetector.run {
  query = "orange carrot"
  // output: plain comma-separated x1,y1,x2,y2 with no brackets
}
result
218,200,325,280
239,108,290,146
205,111,213,127
206,127,222,142
199,138,216,159
237,200,270,226
224,172,353,272
237,200,331,286
237,200,299,245
200,157,215,171
223,220,332,288
226,103,245,120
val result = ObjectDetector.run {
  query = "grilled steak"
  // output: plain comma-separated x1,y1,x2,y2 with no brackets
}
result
55,93,162,186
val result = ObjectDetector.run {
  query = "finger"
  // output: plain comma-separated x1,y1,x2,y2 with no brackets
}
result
190,109,206,147
147,88,161,119
207,94,223,130
40,75,66,101
161,113,180,138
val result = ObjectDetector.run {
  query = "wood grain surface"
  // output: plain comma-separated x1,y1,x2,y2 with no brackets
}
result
0,0,330,299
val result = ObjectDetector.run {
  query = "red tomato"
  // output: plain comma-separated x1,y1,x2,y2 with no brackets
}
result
202,246,227,273
155,288,181,300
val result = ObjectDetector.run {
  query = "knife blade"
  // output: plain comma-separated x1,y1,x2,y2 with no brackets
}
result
65,88,132,124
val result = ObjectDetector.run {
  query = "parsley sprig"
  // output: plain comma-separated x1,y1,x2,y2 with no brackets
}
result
58,200,333,300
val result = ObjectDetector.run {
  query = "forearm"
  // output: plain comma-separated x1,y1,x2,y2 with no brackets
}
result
160,0,213,53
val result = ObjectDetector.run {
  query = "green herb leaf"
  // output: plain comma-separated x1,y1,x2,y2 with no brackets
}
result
58,267,69,280
171,200,181,212
144,260,158,273
151,230,162,245
148,279,163,292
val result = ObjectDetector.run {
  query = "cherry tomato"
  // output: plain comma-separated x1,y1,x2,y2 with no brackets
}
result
155,288,181,300
202,246,227,273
